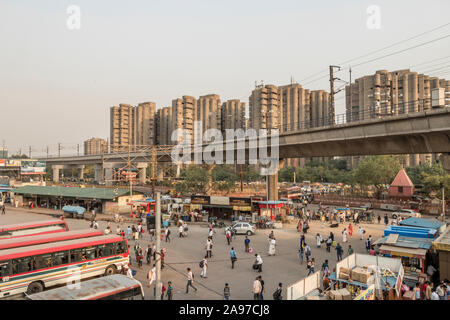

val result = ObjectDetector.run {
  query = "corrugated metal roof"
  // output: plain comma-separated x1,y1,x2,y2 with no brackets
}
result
379,244,427,258
373,235,433,249
13,185,133,200
390,169,414,187
399,217,444,230
433,228,450,252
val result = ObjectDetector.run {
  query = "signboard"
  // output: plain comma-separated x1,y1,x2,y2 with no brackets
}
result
20,160,46,175
354,284,375,300
6,159,21,167
233,206,252,211
191,195,210,205
0,160,4,167
230,197,251,207
210,196,229,206
395,264,404,297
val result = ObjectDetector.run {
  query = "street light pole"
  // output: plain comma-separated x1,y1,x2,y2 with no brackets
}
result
155,192,161,300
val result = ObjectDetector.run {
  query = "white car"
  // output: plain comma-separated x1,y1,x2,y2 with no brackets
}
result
225,222,256,236
392,209,421,219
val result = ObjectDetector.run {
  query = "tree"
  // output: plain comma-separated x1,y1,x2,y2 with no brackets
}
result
353,155,402,198
279,167,295,182
176,166,209,194
212,165,238,193
10,154,29,159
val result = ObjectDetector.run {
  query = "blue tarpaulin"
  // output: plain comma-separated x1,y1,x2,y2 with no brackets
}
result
62,205,86,216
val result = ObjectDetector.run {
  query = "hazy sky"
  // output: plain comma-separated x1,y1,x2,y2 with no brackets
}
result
1,0,449,156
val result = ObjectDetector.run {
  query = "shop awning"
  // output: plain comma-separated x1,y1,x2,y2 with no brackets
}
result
379,244,427,259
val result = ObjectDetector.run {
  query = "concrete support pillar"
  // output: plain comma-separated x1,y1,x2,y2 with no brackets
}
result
78,165,85,180
136,163,148,185
441,153,450,173
267,159,285,201
52,165,64,183
94,164,103,183
104,163,114,186
176,163,182,178
206,164,216,194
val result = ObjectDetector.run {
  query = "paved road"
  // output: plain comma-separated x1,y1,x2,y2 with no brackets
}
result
0,208,389,300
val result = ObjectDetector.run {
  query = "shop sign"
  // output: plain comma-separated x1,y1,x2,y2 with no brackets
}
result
233,206,252,211
230,197,251,206
191,195,210,205
210,196,229,206
395,264,404,297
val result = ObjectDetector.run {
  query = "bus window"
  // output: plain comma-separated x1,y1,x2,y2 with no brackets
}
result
70,249,83,263
34,254,53,269
85,247,96,260
97,243,114,257
52,251,69,266
12,257,32,274
116,241,127,254
0,261,10,277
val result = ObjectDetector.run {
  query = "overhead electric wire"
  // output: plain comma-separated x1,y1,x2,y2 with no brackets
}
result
410,54,450,68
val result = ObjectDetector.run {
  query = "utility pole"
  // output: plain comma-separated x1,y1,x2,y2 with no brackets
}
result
101,144,105,182
329,65,341,126
155,191,161,300
28,146,31,159
58,143,61,157
77,144,80,156
151,145,156,198
46,146,49,159
441,182,446,222
128,144,132,197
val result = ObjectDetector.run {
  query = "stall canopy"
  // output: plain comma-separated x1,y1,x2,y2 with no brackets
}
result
258,201,284,209
384,225,437,239
373,234,433,250
379,245,427,259
13,185,131,200
433,228,450,252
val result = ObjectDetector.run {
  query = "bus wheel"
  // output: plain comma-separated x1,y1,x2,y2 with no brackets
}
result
105,265,117,275
27,281,44,295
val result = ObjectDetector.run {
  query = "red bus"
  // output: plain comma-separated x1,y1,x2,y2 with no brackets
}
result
0,229,103,250
0,220,69,239
0,234,129,297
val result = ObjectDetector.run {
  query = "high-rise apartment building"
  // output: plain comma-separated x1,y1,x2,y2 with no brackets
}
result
310,90,332,127
133,102,156,147
221,99,246,132
84,138,107,155
278,83,311,132
249,84,279,131
110,102,157,152
110,104,133,153
345,69,450,168
171,96,197,144
197,94,221,134
156,106,173,145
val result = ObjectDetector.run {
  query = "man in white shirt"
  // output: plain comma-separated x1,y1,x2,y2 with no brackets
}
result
430,289,440,300
206,238,213,258
208,228,214,240
358,226,364,240
255,254,263,272
252,277,262,300
342,229,347,243
126,267,134,279
186,268,198,293
200,257,208,278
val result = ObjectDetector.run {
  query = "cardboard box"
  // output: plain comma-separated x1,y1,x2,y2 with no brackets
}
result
351,267,371,283
402,291,415,300
339,272,350,280
340,267,351,274
340,288,352,300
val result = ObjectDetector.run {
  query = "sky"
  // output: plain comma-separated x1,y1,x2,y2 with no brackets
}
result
1,0,449,156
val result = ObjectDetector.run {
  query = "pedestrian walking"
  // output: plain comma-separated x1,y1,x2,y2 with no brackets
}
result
145,245,152,265
226,229,231,245
165,227,171,242
358,226,364,240
185,268,198,293
305,243,311,261
307,258,315,276
253,277,262,300
342,228,348,243
254,254,263,272
178,225,184,238
268,237,276,256
326,236,332,252
321,259,329,277
147,264,156,288
365,237,371,252
200,256,208,278
137,249,143,268
224,283,231,300
300,234,305,249
244,236,250,252
273,283,282,300
384,214,389,226
205,238,213,258
299,245,304,264
348,245,354,256
208,228,214,240
1,205,5,215
348,223,353,238
258,276,266,300
336,243,343,261
377,215,381,224
316,233,322,248
230,247,237,269
167,281,173,300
